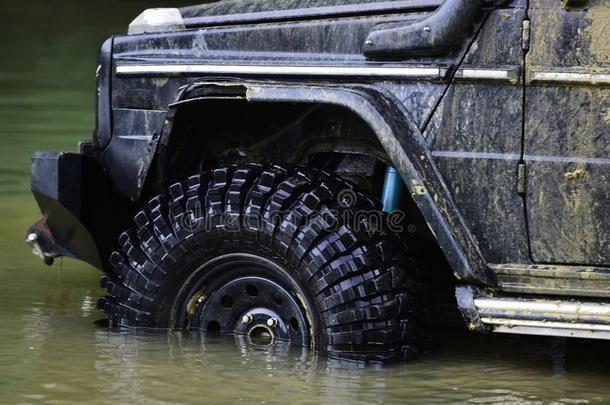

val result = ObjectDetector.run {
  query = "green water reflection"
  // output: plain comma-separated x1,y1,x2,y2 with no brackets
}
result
1,1,610,403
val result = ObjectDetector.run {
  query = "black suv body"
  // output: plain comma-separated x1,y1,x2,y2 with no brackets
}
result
27,0,610,360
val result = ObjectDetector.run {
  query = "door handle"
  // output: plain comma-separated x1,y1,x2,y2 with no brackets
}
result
363,0,483,58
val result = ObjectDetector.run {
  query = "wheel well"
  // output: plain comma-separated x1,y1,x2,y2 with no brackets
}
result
159,100,388,185
146,99,457,309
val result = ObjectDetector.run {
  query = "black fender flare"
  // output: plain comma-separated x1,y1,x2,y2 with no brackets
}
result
153,80,494,286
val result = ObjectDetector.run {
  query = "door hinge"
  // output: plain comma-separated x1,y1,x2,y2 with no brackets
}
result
521,19,531,51
517,162,527,194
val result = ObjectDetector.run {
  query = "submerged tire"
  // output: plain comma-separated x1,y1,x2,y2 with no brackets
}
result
97,163,428,362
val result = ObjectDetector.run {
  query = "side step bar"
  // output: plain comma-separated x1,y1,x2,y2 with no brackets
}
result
476,297,610,339
456,287,610,340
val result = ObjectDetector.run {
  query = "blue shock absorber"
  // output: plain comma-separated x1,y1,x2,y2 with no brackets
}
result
381,166,404,213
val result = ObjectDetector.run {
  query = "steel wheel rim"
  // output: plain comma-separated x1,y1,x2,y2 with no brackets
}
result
172,253,313,347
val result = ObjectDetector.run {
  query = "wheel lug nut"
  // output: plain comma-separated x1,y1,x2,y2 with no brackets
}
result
242,314,253,324
266,318,278,327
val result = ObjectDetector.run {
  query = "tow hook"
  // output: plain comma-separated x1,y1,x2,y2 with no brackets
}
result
26,233,54,266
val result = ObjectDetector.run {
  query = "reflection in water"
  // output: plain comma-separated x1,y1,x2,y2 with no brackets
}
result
81,295,95,318
85,327,610,404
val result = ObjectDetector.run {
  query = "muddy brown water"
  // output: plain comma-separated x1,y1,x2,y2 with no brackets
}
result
2,1,610,403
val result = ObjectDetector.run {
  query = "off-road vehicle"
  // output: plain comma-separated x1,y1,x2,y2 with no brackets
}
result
26,0,609,362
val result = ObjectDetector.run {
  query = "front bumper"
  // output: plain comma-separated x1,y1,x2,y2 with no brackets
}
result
27,151,118,269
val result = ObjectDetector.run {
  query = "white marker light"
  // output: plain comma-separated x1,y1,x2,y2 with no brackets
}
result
128,8,185,35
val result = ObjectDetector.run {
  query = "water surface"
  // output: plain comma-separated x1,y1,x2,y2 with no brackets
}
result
2,1,610,403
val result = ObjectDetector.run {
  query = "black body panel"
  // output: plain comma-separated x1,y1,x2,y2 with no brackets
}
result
524,0,610,265
28,0,609,295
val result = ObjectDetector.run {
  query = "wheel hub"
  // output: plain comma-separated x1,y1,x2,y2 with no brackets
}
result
184,272,310,347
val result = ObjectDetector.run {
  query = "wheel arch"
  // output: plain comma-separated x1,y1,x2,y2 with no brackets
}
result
142,79,492,286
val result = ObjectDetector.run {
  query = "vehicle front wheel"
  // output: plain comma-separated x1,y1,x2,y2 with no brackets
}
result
97,164,428,362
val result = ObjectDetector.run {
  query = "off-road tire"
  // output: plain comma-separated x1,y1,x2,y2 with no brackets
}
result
97,163,429,362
